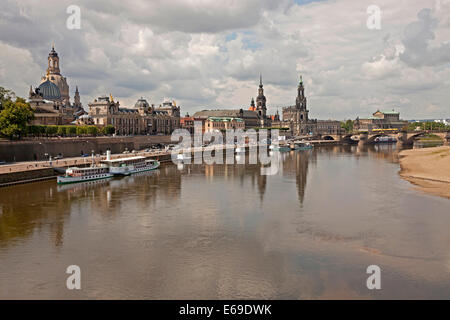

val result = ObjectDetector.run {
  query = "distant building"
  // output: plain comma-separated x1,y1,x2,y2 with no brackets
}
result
193,109,259,129
204,117,245,132
282,75,342,136
88,96,180,135
180,114,206,134
193,75,278,129
27,45,86,125
354,110,408,132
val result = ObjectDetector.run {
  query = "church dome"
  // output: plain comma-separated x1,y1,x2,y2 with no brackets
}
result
38,80,61,101
135,97,149,109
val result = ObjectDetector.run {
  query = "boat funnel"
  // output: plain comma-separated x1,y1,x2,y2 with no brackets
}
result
106,150,111,161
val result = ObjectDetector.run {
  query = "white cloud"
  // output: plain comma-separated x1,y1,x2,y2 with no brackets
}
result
0,0,449,119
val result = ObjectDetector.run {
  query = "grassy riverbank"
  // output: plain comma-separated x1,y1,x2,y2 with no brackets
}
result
399,146,450,199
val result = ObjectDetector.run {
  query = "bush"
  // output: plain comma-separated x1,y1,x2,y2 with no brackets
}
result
25,124,115,137
68,126,77,135
57,126,66,136
76,126,87,135
45,125,58,135
86,126,98,136
102,125,115,135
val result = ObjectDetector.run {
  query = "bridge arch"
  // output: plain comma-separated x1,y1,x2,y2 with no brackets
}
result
367,133,396,143
406,132,445,145
322,135,335,141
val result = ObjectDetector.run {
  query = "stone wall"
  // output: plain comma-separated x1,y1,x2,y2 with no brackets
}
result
0,168,56,185
0,135,172,162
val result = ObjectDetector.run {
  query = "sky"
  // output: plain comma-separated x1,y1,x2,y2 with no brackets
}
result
0,0,449,120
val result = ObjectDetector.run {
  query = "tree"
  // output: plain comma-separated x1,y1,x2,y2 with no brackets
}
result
341,119,354,133
0,87,16,111
102,125,115,135
0,97,34,139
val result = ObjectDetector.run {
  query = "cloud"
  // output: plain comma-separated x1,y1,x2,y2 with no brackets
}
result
0,0,449,119
400,8,450,67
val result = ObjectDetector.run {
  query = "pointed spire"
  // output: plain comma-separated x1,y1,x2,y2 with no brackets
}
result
75,85,79,93
259,73,262,86
299,74,303,85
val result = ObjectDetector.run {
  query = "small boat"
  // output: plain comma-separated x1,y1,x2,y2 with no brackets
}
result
102,156,160,176
374,136,397,143
291,141,313,150
57,165,113,184
269,144,291,152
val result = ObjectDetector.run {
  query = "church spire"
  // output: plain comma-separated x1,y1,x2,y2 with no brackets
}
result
259,73,263,87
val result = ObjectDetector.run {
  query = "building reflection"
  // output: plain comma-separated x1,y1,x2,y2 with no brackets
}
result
0,145,409,250
0,167,182,248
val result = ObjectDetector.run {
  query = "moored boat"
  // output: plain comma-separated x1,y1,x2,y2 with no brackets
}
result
102,156,160,176
57,165,113,184
269,142,291,152
291,141,313,150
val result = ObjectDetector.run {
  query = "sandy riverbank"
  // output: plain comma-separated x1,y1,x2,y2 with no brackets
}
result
399,146,450,199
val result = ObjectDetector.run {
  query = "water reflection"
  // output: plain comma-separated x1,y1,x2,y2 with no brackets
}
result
0,145,449,299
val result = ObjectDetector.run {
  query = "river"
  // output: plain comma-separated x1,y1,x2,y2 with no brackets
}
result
0,145,449,299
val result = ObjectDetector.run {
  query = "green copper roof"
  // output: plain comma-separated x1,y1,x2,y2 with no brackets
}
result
208,116,244,122
375,109,399,115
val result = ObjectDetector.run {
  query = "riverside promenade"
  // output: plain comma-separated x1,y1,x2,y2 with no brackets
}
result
0,149,171,187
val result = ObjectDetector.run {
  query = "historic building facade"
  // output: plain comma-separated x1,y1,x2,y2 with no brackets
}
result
204,117,245,132
87,96,180,135
193,75,278,129
282,76,342,137
354,110,408,132
27,45,86,125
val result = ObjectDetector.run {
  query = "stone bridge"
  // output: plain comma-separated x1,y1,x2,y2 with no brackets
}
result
318,130,450,146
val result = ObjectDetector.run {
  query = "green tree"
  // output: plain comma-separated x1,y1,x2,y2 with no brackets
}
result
86,126,98,136
102,125,115,135
341,120,354,133
57,126,66,136
68,126,77,136
0,97,34,139
0,87,16,111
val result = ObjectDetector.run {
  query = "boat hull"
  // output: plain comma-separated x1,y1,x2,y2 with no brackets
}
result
57,173,113,185
111,161,160,176
270,146,291,152
293,146,313,150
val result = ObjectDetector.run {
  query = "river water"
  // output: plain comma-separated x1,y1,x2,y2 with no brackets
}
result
0,145,449,299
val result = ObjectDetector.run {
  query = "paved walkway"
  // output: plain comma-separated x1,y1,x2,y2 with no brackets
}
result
0,150,169,174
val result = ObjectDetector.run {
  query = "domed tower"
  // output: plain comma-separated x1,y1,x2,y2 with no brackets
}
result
135,97,151,115
38,80,62,101
41,44,70,104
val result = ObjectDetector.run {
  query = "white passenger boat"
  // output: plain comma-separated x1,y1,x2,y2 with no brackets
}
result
102,156,160,176
57,165,113,185
291,141,313,150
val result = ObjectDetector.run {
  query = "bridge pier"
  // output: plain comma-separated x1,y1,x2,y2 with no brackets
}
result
397,131,410,147
445,131,450,146
358,132,368,147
